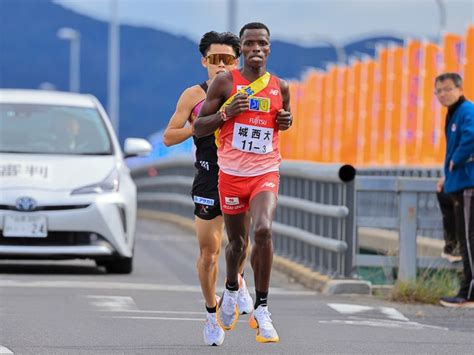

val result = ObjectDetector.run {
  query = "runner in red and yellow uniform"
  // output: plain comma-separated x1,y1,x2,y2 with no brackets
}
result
163,31,253,347
194,22,292,343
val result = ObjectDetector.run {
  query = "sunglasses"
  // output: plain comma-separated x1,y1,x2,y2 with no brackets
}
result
206,53,236,66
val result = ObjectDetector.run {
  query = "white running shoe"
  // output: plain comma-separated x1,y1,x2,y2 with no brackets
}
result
203,311,225,346
217,289,239,330
249,305,280,343
238,276,254,315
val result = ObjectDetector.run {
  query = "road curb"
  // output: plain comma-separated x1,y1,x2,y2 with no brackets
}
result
138,209,370,294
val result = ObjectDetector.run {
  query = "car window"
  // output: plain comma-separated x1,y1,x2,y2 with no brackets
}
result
0,104,113,155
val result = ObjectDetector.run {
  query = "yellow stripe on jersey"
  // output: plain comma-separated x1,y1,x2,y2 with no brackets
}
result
215,72,271,148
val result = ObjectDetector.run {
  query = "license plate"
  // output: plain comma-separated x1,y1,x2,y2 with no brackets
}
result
3,215,48,238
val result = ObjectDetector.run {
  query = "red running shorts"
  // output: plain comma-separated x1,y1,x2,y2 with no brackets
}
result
218,170,280,215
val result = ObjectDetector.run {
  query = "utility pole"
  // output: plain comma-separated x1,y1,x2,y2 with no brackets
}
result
57,27,81,92
108,0,120,135
435,0,447,42
228,0,237,33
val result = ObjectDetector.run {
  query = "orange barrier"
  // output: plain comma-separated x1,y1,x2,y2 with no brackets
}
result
376,47,389,165
279,25,473,166
334,67,348,162
401,40,422,165
464,27,474,102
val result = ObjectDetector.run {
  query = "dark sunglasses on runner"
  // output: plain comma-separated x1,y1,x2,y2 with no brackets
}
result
206,53,236,65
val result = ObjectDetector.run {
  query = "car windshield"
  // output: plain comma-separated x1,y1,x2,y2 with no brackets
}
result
0,103,113,155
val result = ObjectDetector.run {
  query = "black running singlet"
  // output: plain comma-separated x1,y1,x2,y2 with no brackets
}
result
191,82,218,171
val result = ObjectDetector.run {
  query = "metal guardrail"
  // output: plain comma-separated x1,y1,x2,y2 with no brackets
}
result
131,156,356,278
357,166,443,178
355,176,460,281
356,168,444,239
132,159,456,282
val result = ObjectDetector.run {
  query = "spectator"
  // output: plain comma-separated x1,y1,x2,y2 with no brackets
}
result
435,73,474,308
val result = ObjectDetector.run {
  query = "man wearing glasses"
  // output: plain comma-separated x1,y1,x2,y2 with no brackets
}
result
435,73,474,308
163,31,253,346
194,22,292,343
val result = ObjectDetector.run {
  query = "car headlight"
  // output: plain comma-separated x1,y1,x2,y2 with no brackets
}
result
71,168,120,195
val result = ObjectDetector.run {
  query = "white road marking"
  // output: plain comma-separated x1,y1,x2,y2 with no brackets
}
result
107,316,250,323
0,346,13,354
0,280,314,295
379,306,409,321
319,318,448,331
87,296,137,312
99,309,203,315
328,303,409,321
326,303,445,330
327,303,372,315
108,316,204,321
138,232,191,242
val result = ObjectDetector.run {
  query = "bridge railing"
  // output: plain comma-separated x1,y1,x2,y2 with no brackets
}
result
357,167,444,239
131,159,457,282
357,166,442,178
355,175,460,281
130,156,356,278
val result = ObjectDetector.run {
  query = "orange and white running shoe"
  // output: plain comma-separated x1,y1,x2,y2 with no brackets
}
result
249,305,280,343
237,275,253,315
217,289,239,330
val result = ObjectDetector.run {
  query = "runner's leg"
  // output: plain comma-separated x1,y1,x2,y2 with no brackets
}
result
196,215,224,308
223,212,250,286
250,191,278,293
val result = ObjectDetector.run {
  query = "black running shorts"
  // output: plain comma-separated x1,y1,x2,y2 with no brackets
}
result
191,168,222,220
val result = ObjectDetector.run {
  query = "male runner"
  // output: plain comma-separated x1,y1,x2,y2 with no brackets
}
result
194,23,292,343
162,31,253,346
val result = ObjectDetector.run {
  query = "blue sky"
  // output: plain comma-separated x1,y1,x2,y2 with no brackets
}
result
55,0,474,45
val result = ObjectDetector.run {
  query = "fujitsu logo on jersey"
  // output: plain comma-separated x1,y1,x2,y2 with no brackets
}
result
249,117,268,125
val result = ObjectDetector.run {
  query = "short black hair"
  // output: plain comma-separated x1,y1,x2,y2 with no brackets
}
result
435,72,462,87
198,31,241,58
239,22,270,38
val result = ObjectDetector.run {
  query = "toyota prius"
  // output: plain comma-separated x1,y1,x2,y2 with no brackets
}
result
0,89,151,273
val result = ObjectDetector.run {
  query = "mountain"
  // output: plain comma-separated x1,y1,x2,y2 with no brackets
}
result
0,0,403,142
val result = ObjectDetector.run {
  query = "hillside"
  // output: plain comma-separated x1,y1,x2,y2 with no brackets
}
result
0,0,402,142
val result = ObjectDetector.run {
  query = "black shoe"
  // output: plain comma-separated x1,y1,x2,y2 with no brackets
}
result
440,296,474,308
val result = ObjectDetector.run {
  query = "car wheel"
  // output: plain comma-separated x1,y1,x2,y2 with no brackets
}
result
104,257,133,274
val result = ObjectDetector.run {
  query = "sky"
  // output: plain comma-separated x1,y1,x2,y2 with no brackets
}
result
55,0,474,46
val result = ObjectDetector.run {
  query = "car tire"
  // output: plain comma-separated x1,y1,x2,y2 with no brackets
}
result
103,257,133,274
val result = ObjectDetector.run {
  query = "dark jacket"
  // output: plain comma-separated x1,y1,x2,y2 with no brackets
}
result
444,98,474,193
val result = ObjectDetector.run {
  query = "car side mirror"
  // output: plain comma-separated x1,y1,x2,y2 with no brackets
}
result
123,138,152,158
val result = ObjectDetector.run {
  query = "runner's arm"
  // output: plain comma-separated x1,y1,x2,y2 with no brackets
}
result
277,79,292,131
194,73,232,138
163,87,200,146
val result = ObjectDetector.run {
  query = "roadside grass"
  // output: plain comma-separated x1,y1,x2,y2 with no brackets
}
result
389,269,459,304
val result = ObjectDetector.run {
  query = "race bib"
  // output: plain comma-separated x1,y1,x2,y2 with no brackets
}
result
232,123,273,154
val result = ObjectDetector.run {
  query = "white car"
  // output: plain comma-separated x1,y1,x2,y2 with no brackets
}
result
0,89,151,273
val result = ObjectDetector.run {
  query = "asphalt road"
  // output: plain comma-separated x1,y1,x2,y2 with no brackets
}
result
0,219,473,354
